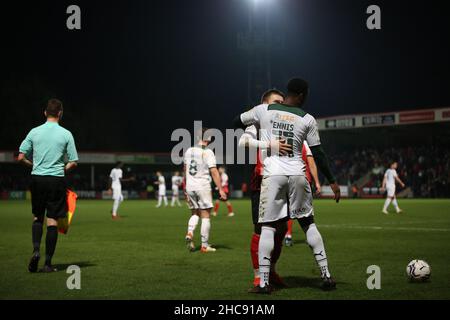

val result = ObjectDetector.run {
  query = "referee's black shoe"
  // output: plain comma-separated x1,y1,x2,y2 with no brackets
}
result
28,252,40,273
41,265,58,273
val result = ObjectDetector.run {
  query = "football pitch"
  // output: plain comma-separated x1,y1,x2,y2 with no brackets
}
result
1,199,449,300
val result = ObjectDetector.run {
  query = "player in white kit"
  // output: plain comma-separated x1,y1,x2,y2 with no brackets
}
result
184,129,227,253
171,171,183,207
155,171,168,207
381,161,405,214
108,162,134,220
233,78,341,293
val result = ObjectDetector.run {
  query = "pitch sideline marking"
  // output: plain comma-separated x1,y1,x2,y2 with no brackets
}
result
319,224,450,232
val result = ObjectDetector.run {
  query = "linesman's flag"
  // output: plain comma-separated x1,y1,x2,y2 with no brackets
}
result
58,189,78,235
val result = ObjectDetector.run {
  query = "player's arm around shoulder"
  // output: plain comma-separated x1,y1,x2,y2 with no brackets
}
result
232,104,268,129
238,125,258,148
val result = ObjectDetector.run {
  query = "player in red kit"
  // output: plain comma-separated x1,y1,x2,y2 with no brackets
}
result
238,89,291,288
284,141,321,246
213,167,235,217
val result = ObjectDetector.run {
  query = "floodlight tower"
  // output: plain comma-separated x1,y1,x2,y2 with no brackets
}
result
238,0,282,106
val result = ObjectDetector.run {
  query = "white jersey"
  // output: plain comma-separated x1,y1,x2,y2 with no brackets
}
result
158,176,166,189
171,176,182,189
184,146,217,192
110,168,123,189
240,103,321,176
384,169,398,188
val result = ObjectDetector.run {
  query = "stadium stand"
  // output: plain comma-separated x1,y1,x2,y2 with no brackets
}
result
1,107,449,199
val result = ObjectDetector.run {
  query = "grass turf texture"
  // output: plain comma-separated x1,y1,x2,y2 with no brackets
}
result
0,199,449,300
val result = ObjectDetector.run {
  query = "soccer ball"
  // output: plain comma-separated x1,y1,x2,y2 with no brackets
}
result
406,259,431,281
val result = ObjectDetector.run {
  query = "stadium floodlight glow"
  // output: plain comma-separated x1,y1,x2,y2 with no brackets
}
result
251,0,273,6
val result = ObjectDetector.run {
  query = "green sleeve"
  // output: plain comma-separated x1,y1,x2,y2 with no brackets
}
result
310,145,336,184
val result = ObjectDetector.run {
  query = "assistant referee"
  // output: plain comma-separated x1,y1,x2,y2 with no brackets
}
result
17,98,78,273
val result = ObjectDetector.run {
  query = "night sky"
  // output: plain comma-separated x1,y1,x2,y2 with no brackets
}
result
1,0,449,152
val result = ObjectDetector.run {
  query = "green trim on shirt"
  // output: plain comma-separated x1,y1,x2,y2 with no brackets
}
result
268,104,307,117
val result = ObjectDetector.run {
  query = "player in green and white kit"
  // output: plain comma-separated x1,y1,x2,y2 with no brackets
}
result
233,78,341,293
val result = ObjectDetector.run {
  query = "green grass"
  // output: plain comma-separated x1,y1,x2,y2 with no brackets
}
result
0,199,450,300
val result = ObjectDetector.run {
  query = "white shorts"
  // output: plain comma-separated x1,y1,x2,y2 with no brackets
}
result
158,186,166,196
258,175,314,224
386,185,396,197
112,186,123,201
172,186,179,196
186,190,213,210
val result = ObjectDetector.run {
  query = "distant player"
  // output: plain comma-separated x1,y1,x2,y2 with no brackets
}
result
184,129,227,253
381,161,405,214
238,88,289,288
234,78,340,293
108,162,126,219
171,171,183,207
284,141,321,246
212,166,235,217
155,171,168,207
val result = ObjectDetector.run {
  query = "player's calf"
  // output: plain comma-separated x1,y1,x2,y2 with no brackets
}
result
258,225,276,288
299,217,336,289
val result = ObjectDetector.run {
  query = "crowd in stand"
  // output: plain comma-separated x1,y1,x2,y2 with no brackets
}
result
329,145,450,198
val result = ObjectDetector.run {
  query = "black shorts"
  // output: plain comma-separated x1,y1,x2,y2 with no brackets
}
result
31,176,67,219
250,190,260,225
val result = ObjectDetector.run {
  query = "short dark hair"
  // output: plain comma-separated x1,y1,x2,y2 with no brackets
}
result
260,89,285,104
202,127,213,142
194,127,213,143
116,161,123,168
46,99,63,117
287,78,309,97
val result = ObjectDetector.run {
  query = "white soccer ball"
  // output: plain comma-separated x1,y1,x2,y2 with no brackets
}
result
406,259,431,281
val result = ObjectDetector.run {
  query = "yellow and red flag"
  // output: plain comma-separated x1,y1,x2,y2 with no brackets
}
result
58,189,78,235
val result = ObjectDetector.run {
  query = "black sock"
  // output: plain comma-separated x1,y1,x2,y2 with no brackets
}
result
32,220,43,253
45,226,58,266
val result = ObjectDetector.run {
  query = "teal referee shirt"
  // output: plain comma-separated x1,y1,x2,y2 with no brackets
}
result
19,121,78,177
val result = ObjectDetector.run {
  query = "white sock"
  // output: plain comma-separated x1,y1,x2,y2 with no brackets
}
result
383,198,391,211
171,197,176,206
112,199,120,216
163,196,168,205
259,226,275,288
392,198,399,210
201,218,211,247
187,215,199,235
157,196,162,207
306,224,330,279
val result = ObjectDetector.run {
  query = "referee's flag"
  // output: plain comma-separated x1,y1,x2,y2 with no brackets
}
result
58,189,78,235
